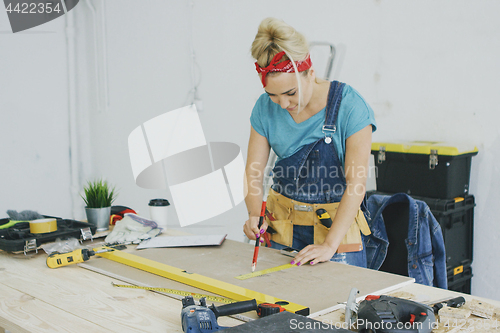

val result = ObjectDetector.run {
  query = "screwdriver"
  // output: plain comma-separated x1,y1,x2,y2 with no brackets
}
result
46,248,114,268
431,296,466,314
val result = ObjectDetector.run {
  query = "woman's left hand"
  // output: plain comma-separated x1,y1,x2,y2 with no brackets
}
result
291,243,337,266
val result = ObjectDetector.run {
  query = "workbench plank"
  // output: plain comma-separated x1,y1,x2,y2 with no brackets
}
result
0,283,109,333
0,251,183,332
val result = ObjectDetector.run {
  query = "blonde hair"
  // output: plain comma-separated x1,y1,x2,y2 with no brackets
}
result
251,17,309,68
251,18,310,113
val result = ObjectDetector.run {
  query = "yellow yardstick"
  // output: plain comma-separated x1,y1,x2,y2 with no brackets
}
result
46,248,114,268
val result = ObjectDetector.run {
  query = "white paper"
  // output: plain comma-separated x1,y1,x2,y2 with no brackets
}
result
137,234,227,249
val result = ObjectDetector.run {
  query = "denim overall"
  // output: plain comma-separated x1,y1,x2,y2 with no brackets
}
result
270,81,367,267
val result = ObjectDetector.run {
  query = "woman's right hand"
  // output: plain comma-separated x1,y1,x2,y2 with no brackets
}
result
243,216,268,241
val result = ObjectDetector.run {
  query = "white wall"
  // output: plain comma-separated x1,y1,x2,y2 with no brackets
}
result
0,13,72,218
1,0,499,301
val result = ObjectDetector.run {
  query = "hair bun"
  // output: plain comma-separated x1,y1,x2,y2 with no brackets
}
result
251,18,308,67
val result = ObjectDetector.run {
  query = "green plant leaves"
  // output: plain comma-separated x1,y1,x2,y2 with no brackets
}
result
81,179,117,208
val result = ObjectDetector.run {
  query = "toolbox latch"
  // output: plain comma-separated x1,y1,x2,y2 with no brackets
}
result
24,239,38,255
377,146,386,164
429,149,439,170
80,227,93,243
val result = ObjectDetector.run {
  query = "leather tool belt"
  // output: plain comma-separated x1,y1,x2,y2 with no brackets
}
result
265,189,372,253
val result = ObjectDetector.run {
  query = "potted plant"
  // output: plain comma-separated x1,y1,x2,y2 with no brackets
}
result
82,179,117,231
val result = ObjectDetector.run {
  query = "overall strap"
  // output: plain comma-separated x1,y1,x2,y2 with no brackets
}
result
322,81,345,141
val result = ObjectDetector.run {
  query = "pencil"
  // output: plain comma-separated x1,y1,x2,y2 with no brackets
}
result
251,201,267,272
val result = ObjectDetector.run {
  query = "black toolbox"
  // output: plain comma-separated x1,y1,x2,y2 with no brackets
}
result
368,191,475,273
371,141,478,199
0,217,97,253
412,194,475,272
447,260,472,294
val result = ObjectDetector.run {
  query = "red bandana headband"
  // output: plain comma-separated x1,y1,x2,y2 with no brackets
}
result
255,51,312,87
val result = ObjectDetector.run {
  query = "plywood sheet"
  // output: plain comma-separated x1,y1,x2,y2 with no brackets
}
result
81,240,413,317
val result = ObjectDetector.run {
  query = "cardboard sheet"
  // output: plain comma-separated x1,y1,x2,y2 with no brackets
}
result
81,240,414,317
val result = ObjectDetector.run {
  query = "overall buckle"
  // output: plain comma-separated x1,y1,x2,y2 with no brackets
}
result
322,125,336,144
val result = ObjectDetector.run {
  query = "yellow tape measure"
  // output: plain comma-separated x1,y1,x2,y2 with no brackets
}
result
111,282,236,304
235,263,295,280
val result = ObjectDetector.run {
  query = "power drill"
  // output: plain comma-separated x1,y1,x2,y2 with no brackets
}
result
357,295,436,333
181,296,257,332
46,248,114,268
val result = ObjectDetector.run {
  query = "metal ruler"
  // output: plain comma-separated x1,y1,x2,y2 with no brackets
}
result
111,282,235,304
95,247,309,316
235,263,295,280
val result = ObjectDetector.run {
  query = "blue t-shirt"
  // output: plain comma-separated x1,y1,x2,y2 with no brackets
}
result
250,84,377,166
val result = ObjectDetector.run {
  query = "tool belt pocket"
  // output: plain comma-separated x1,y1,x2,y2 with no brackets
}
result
314,208,371,253
266,219,293,247
314,217,362,253
266,190,293,247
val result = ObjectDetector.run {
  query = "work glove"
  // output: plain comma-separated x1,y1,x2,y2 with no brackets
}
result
105,213,162,244
7,210,44,220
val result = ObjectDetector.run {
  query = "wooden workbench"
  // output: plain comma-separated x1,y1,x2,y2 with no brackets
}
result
0,233,498,332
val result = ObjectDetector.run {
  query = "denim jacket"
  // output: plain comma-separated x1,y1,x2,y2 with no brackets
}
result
365,193,448,289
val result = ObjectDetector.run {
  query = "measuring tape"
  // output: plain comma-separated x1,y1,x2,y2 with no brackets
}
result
235,263,295,280
112,282,236,304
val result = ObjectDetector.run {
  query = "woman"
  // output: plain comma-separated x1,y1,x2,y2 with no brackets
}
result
244,17,376,267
